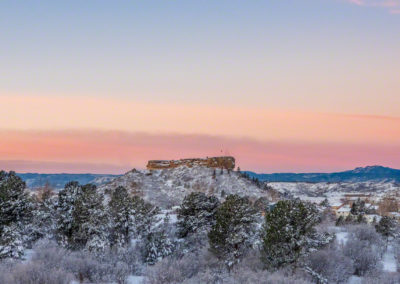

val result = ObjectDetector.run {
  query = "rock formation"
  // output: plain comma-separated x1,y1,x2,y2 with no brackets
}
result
146,156,235,171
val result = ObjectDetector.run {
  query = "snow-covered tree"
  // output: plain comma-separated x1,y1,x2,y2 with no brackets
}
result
261,199,324,270
131,196,159,238
56,181,83,247
56,182,109,252
109,186,135,248
208,194,258,269
29,187,57,242
72,184,110,253
0,224,24,259
351,198,365,215
177,192,220,238
375,216,397,240
143,231,174,265
0,171,32,259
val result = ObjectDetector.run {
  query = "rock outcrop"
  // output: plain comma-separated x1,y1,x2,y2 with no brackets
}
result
147,156,235,171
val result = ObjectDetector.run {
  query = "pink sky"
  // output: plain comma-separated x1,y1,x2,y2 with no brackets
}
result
1,95,399,173
1,1,399,173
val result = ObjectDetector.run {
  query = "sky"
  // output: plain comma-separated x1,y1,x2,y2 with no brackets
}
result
1,0,399,173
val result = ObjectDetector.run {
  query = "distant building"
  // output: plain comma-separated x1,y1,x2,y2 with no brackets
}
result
331,202,343,211
336,206,351,218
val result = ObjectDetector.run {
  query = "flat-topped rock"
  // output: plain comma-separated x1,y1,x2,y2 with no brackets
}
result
147,156,235,170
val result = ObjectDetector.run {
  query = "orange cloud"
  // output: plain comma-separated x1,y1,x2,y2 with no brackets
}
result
0,130,399,173
1,95,400,145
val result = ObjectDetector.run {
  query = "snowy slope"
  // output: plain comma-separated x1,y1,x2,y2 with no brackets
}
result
269,181,400,204
100,166,267,208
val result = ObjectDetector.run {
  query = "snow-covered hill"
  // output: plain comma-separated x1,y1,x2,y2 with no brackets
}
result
269,181,400,204
100,166,267,208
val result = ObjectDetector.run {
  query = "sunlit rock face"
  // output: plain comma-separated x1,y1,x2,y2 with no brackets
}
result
146,156,235,171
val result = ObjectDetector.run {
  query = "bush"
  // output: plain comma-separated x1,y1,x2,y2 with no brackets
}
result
343,238,382,276
0,239,141,284
307,247,354,283
145,250,210,284
0,260,74,284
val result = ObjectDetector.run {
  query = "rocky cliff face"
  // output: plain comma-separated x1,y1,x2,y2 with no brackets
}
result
146,156,235,171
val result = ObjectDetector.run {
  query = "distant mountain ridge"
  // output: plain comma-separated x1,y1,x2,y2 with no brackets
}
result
16,173,120,189
15,165,400,189
246,166,400,183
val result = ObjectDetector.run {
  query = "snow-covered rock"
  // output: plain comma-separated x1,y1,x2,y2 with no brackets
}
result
100,166,267,208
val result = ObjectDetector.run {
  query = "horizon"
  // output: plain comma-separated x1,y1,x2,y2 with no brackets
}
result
11,163,400,176
1,1,400,173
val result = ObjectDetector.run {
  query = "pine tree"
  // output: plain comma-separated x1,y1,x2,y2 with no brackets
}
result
356,214,367,224
30,186,57,242
143,231,174,265
177,192,220,238
208,194,257,269
131,196,159,238
351,198,366,216
261,199,322,270
0,171,31,227
335,216,345,226
0,225,24,259
56,181,83,247
72,184,109,253
319,198,329,207
0,171,32,259
109,186,136,248
375,216,397,240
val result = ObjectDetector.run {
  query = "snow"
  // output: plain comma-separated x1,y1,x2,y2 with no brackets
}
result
269,181,400,206
100,166,267,208
347,276,362,284
22,249,35,262
335,231,349,245
337,206,351,213
126,275,145,284
382,245,397,272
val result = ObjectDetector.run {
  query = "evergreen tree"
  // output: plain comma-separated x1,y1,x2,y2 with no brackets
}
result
208,194,257,269
56,181,83,247
375,216,397,240
351,198,366,215
0,225,23,259
356,214,367,224
319,198,329,207
109,186,135,248
30,187,57,242
131,196,160,238
0,171,32,259
143,231,174,265
177,192,220,238
0,171,31,227
335,216,345,226
72,184,109,253
261,199,322,270
56,182,109,252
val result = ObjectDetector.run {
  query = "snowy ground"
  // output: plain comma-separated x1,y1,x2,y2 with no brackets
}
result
335,231,349,246
382,245,397,273
126,275,145,284
269,181,400,205
100,166,268,208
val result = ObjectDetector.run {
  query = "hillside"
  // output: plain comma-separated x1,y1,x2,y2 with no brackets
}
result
247,165,400,183
99,166,266,208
